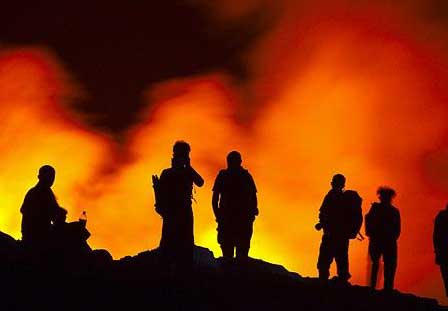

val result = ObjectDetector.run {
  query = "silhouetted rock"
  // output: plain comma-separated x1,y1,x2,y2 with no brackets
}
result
0,242,443,311
0,231,20,265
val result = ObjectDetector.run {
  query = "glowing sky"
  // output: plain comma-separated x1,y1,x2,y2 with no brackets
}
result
1,0,448,303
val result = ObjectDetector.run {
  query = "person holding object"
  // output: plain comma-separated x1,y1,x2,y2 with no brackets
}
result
316,174,362,282
153,141,204,268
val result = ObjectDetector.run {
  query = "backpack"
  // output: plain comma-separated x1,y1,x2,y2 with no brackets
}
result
152,175,164,216
343,190,363,239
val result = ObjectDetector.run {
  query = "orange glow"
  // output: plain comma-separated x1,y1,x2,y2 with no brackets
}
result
1,3,448,304
0,48,111,238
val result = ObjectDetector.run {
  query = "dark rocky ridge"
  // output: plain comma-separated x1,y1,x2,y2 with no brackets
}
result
0,232,445,311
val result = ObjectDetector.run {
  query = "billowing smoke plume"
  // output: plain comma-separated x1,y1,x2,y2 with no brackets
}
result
1,0,448,303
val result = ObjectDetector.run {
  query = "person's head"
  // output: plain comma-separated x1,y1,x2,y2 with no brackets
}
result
377,186,396,204
173,140,190,158
226,151,242,170
172,140,190,168
331,174,346,191
38,165,56,187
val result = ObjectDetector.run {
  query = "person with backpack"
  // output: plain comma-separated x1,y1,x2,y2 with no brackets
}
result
365,187,400,291
316,174,362,282
152,141,204,268
212,151,258,262
433,203,448,296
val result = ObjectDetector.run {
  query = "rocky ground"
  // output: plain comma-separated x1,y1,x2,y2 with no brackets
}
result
0,233,445,311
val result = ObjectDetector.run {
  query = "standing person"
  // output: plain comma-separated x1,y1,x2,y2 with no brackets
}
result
365,187,400,291
20,165,67,255
212,151,258,262
153,141,204,267
316,174,362,282
433,204,448,296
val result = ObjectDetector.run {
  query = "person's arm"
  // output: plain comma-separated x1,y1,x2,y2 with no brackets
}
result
394,209,401,240
20,190,32,214
434,214,441,252
191,167,204,187
251,191,258,217
186,158,204,187
212,172,223,221
318,194,330,225
48,189,64,223
212,191,220,221
248,173,258,217
364,212,371,237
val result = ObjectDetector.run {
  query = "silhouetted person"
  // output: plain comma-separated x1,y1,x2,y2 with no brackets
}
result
365,187,400,291
20,165,67,256
212,151,258,262
433,203,448,296
154,141,204,267
51,209,92,272
316,174,362,282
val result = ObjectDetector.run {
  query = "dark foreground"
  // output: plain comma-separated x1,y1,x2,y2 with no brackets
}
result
0,234,444,311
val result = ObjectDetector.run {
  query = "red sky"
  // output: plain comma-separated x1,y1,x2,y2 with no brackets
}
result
1,0,448,303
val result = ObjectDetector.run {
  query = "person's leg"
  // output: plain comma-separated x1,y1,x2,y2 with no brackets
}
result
317,234,334,280
160,215,178,267
335,238,350,281
236,244,249,263
383,241,397,291
236,221,253,261
369,241,381,289
440,264,448,296
175,209,194,272
219,218,236,261
221,243,234,260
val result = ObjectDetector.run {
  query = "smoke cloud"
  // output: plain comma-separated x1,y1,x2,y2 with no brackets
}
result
1,0,448,303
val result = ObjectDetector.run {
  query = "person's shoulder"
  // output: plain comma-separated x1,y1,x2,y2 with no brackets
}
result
343,189,362,202
25,185,41,197
243,168,254,177
321,190,335,204
26,186,37,194
388,205,400,218
213,169,227,182
160,168,172,176
371,202,381,208
159,168,174,182
436,209,448,220
326,189,341,199
390,204,399,213
242,169,257,190
323,190,333,199
212,169,226,180
368,202,381,213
